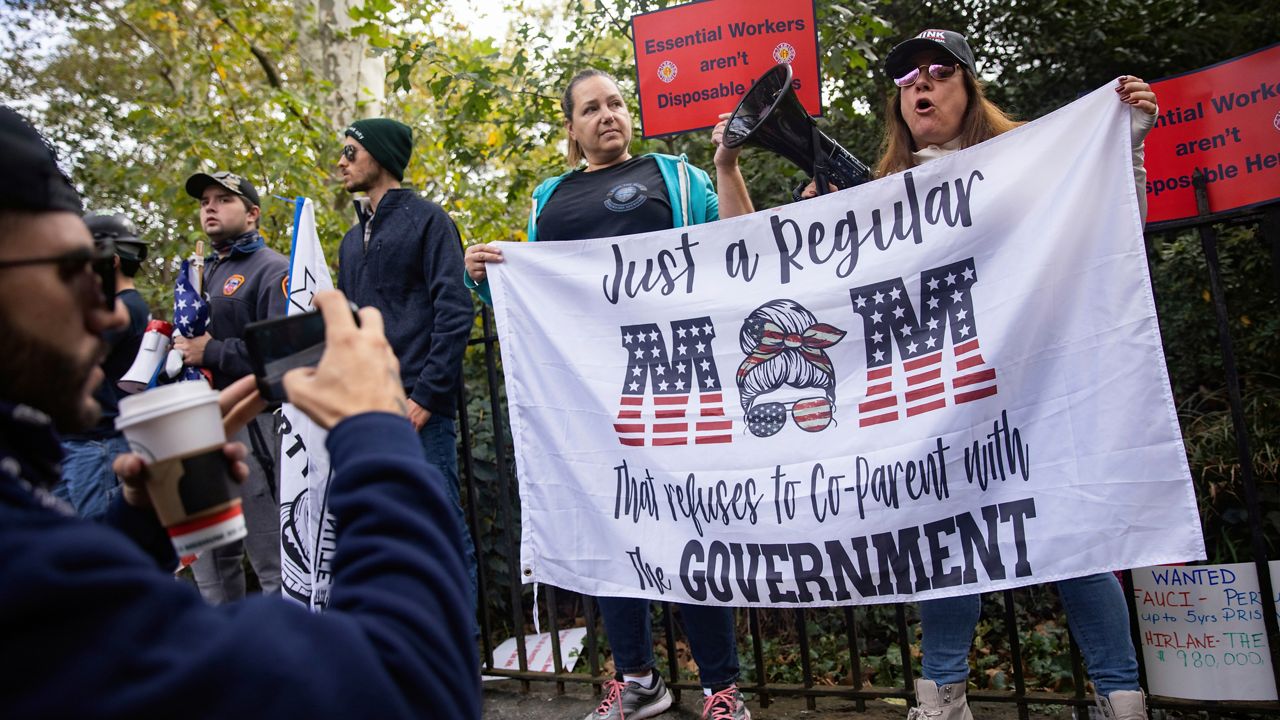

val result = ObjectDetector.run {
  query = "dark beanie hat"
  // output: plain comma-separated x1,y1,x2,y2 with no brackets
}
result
344,118,413,181
0,106,82,214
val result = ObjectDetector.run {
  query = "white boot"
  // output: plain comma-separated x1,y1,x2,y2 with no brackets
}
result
1096,690,1147,720
907,678,974,720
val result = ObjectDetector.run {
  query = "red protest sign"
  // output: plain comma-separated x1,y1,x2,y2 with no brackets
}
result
631,0,820,138
1145,43,1280,224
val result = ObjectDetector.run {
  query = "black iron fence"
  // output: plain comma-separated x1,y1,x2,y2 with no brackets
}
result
456,176,1280,717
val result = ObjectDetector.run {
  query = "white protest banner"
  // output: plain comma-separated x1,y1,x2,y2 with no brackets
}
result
489,83,1206,608
278,197,338,611
1133,563,1278,700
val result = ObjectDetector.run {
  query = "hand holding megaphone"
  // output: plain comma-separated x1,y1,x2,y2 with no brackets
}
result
723,63,871,198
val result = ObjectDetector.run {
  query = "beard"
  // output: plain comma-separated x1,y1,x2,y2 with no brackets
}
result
344,169,374,194
0,310,102,433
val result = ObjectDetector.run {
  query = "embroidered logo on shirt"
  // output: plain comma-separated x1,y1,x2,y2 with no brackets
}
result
604,182,649,212
223,274,246,296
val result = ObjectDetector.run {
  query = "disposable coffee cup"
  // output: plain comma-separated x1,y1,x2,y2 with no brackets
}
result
115,381,246,556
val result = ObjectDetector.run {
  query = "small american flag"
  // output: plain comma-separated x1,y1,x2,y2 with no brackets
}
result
851,257,997,428
173,258,210,383
615,317,732,446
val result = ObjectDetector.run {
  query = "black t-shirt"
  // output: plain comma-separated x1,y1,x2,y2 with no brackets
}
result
68,288,150,439
536,156,673,242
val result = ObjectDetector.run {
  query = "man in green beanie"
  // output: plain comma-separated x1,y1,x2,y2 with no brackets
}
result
337,117,476,623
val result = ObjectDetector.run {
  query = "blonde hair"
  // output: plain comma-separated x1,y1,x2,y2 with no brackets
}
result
875,68,1022,177
561,69,616,167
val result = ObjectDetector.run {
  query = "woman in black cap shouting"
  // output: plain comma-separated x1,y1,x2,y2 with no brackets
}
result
863,28,1159,720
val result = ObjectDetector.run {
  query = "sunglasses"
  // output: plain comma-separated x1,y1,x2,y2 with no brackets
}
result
894,63,959,87
0,242,117,309
746,396,833,438
340,144,358,162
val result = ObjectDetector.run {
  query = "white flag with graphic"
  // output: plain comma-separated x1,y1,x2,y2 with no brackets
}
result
489,84,1206,608
278,197,337,611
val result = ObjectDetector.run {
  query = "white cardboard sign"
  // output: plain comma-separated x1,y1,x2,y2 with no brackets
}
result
1132,562,1279,700
483,627,588,681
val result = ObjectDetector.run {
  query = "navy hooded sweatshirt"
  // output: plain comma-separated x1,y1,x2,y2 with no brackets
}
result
0,405,480,719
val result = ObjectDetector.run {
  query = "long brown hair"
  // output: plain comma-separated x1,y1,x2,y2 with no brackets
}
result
875,68,1021,177
561,69,617,166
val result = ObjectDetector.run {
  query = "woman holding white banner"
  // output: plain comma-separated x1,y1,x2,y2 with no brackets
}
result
842,28,1160,720
464,70,754,720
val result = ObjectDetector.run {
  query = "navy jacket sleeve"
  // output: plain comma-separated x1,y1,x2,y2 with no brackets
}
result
205,253,289,382
102,493,179,570
0,413,480,719
409,210,472,415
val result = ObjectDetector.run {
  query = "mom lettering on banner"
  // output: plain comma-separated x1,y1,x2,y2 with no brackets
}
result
612,256,997,444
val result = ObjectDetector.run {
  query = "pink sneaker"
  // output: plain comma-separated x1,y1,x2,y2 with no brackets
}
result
702,685,751,720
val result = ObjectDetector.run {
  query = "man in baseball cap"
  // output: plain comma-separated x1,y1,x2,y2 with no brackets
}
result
53,211,154,520
178,166,288,604
184,170,262,208
883,28,977,79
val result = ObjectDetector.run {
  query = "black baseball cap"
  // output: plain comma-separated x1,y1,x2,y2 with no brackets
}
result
184,170,261,207
884,29,977,79
84,212,149,262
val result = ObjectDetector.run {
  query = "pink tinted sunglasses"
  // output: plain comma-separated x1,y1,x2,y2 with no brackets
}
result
894,63,959,87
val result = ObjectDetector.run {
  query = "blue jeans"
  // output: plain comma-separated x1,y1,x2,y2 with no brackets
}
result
419,415,478,622
55,435,130,521
597,596,740,690
919,573,1139,696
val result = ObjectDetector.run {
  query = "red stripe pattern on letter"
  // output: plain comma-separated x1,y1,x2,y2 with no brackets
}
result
616,316,732,446
849,257,997,428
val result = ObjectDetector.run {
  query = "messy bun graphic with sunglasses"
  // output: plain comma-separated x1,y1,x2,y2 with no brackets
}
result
736,299,846,438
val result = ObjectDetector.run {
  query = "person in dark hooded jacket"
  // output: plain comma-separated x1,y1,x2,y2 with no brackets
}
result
0,106,480,720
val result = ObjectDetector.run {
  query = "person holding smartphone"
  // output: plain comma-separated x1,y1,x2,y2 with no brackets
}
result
0,106,480,718
53,212,151,521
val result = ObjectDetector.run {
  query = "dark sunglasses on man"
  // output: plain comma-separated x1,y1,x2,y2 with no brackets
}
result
340,144,358,162
0,240,117,309
894,62,959,87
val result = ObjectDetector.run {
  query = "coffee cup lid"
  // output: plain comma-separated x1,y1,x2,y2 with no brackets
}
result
115,381,220,431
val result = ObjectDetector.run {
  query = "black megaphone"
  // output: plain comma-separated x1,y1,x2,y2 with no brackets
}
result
723,63,871,198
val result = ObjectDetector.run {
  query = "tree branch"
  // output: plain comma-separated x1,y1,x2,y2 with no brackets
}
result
92,1,177,93
204,1,283,89
191,20,272,197
202,0,316,132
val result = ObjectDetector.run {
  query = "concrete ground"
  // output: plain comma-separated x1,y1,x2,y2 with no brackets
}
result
481,680,1072,719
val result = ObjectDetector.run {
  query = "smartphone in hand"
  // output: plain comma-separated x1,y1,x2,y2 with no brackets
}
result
243,306,358,403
